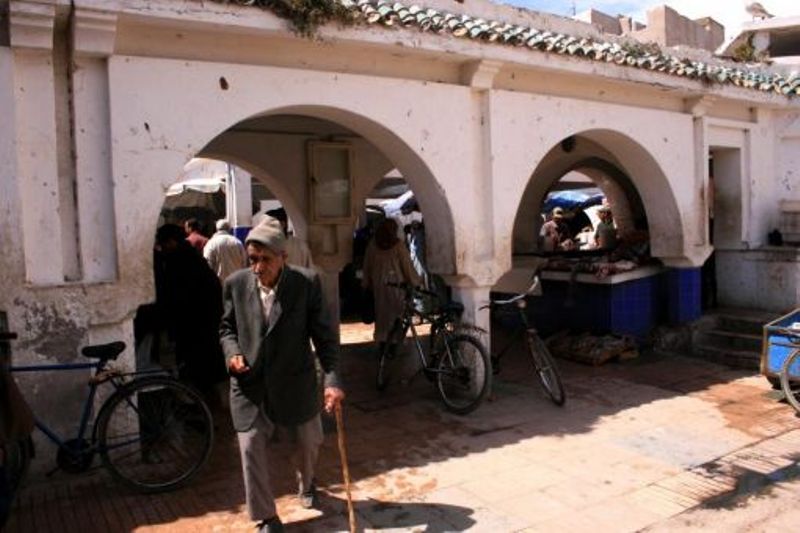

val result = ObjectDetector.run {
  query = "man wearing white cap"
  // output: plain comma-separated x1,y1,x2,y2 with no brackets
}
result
220,216,345,533
203,219,247,284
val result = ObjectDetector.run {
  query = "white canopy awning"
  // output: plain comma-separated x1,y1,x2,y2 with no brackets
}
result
166,158,230,196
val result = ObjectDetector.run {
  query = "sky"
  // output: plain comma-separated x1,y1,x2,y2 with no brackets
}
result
501,1,800,40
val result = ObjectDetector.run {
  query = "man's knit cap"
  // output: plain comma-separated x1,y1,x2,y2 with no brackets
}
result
245,216,286,252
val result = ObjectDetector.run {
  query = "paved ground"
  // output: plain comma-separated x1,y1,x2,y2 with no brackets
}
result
6,323,800,532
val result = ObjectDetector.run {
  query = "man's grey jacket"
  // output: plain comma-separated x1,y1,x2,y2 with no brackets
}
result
220,265,341,431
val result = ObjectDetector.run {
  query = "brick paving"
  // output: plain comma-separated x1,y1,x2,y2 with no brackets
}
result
5,322,800,532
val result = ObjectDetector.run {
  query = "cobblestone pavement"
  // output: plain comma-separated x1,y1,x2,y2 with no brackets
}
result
6,323,800,532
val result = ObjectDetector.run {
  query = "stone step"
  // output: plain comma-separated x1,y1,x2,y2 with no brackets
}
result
696,329,763,353
714,308,780,336
692,343,761,370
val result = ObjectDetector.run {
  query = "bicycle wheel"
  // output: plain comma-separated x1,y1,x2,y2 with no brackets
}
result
780,348,800,414
96,376,213,493
376,320,404,392
436,334,491,415
528,334,566,406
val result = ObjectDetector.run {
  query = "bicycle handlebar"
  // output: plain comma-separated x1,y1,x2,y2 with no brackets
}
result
385,281,438,299
0,332,18,341
480,276,541,310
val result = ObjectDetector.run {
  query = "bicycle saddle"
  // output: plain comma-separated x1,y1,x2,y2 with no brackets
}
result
81,341,126,360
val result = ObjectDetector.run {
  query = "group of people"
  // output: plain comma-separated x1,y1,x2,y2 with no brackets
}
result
540,204,618,252
148,213,342,533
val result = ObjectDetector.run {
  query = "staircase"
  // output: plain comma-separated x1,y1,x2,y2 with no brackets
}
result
693,308,780,370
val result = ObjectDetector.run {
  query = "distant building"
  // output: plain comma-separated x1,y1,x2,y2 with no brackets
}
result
578,5,724,52
720,15,800,66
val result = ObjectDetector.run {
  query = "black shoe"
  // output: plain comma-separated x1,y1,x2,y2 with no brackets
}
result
257,516,284,533
299,482,317,509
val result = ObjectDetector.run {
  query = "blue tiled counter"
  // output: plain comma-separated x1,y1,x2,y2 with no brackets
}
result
493,263,703,341
531,266,665,340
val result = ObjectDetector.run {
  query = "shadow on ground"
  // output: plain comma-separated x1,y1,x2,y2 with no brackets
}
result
6,320,786,531
286,493,477,532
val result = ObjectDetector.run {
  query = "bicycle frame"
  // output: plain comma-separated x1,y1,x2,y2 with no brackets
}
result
492,299,536,361
390,283,461,372
10,360,165,450
397,315,428,368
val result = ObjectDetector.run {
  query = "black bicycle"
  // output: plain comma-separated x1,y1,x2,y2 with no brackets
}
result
483,276,566,406
3,338,213,495
376,282,491,415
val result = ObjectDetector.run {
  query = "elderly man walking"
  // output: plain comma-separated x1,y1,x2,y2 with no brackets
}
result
220,216,344,533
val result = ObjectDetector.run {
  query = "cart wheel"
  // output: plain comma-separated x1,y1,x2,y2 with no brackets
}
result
780,349,800,414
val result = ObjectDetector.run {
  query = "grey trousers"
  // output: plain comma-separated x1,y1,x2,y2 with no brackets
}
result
236,410,324,521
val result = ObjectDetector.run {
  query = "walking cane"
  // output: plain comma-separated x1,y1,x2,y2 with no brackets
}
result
335,403,357,533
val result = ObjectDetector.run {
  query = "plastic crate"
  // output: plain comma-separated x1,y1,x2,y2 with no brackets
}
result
761,309,800,378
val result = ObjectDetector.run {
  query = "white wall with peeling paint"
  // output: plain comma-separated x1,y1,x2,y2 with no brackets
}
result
1,0,800,435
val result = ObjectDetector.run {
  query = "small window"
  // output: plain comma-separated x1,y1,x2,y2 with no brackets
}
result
308,141,354,224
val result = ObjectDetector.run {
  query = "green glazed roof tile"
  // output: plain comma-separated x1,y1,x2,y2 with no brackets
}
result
217,0,800,97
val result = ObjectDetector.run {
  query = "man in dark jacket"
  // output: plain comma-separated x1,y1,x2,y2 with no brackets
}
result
220,216,344,533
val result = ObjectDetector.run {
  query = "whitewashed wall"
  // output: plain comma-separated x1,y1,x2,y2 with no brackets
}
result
2,0,800,431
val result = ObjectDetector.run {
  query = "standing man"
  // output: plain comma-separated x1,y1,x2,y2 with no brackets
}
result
220,216,344,533
184,218,209,252
594,205,618,250
541,207,575,251
204,219,247,284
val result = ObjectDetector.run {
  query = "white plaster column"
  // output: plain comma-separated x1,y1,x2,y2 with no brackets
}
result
448,283,492,346
684,96,713,250
9,1,64,284
748,108,774,247
226,164,253,227
316,267,341,337
72,7,119,282
752,31,770,57
461,59,502,267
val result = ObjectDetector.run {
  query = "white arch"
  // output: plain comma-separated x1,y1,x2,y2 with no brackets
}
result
510,130,684,261
107,67,458,308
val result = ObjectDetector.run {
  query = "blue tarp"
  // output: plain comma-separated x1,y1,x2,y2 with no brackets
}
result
543,188,605,212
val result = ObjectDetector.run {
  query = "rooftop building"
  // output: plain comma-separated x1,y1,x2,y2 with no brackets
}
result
577,5,724,53
720,15,800,66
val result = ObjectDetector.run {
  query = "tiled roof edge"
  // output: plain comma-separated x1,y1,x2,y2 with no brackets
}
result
217,0,800,98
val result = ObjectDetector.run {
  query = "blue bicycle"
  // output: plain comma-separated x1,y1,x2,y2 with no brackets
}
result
3,338,213,495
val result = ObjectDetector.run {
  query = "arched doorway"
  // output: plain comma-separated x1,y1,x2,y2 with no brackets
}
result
512,135,661,256
128,109,457,396
497,131,683,342
196,112,452,328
